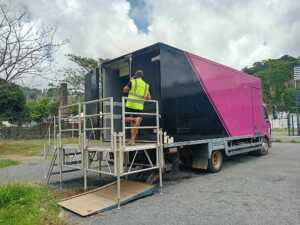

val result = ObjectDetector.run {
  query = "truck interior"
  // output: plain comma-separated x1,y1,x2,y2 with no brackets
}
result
101,50,161,140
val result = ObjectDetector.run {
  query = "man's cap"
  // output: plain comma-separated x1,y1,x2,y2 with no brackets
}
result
134,70,144,77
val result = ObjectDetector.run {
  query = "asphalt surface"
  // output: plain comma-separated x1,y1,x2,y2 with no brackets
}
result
0,143,300,225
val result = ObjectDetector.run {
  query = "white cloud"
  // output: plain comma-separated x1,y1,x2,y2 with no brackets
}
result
145,0,300,67
8,0,300,88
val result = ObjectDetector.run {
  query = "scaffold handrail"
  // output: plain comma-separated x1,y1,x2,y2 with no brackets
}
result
121,96,160,149
125,126,157,129
59,103,80,109
82,97,114,151
124,112,157,116
83,112,112,118
60,129,80,132
84,97,113,105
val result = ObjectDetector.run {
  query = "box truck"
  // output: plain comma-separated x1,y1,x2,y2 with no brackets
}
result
52,43,272,214
84,42,271,173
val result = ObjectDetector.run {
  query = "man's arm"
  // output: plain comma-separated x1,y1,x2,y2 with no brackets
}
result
145,90,151,100
123,80,131,94
123,85,129,94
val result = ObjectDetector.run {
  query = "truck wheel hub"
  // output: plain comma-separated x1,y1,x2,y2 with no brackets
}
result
212,152,222,169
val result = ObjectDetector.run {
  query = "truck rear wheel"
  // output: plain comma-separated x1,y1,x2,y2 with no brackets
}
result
208,150,223,173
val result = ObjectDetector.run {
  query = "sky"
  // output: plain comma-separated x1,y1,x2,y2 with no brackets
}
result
6,0,300,88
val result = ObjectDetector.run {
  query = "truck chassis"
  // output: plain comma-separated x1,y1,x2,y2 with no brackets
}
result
164,134,269,173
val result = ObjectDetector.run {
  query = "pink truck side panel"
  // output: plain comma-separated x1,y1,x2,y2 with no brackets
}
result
187,52,269,137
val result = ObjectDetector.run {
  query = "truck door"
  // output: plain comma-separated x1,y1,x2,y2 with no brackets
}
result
251,87,263,134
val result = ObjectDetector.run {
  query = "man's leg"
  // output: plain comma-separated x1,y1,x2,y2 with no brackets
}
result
125,116,135,144
130,117,142,145
130,119,135,144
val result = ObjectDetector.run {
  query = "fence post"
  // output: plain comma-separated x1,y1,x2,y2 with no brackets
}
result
297,108,300,136
292,114,295,136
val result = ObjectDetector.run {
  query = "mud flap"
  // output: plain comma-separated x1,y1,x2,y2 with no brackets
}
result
192,149,208,170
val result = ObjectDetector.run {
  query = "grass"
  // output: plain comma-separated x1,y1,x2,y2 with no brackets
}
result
272,128,288,132
0,183,65,225
0,138,80,156
272,138,300,143
0,139,46,156
0,159,20,168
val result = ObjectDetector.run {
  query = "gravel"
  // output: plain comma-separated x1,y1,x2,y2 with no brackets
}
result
1,143,300,225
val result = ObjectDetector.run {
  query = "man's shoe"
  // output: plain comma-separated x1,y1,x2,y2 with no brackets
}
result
128,140,136,146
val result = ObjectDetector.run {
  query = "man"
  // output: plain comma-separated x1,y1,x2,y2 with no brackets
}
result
123,70,151,145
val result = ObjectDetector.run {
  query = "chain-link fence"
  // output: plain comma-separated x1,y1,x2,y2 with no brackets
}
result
0,124,48,139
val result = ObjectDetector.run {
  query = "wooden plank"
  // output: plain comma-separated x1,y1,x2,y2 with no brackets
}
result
58,194,115,216
58,180,154,216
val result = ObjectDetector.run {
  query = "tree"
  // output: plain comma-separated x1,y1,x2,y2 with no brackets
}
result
64,54,106,95
243,55,300,112
20,86,42,100
25,98,59,123
67,54,98,71
0,4,60,82
64,54,99,94
45,82,59,99
0,78,26,123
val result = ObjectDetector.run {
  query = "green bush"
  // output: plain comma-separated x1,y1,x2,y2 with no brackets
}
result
25,98,59,123
0,80,26,124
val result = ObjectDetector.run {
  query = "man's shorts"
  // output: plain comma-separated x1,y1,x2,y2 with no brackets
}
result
126,108,143,117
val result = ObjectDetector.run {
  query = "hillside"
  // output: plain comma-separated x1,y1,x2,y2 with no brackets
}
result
20,86,43,100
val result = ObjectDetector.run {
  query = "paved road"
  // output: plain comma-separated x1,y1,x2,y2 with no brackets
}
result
68,143,300,225
1,143,300,225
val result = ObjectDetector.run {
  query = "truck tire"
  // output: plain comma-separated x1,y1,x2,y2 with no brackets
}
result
258,137,269,156
208,150,223,173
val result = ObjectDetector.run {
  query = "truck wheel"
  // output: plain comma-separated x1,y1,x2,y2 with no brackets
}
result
258,137,269,156
208,150,223,173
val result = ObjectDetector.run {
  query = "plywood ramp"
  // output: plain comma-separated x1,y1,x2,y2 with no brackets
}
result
58,180,154,216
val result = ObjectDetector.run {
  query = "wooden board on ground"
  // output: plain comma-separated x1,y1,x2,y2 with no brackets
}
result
58,180,154,216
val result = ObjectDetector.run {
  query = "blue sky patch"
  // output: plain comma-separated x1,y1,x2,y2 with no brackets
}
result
127,0,150,33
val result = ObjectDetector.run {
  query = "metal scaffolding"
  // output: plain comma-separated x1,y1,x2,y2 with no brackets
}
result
82,97,163,208
47,97,163,208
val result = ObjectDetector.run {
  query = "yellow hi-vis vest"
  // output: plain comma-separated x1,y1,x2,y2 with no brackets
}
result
126,78,149,110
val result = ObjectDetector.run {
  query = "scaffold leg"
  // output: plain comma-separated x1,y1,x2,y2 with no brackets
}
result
59,148,63,190
117,175,121,209
158,148,163,194
116,132,121,209
98,152,102,177
159,132,163,194
83,150,88,191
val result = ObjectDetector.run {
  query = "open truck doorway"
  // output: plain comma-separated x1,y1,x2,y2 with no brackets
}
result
101,46,161,142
